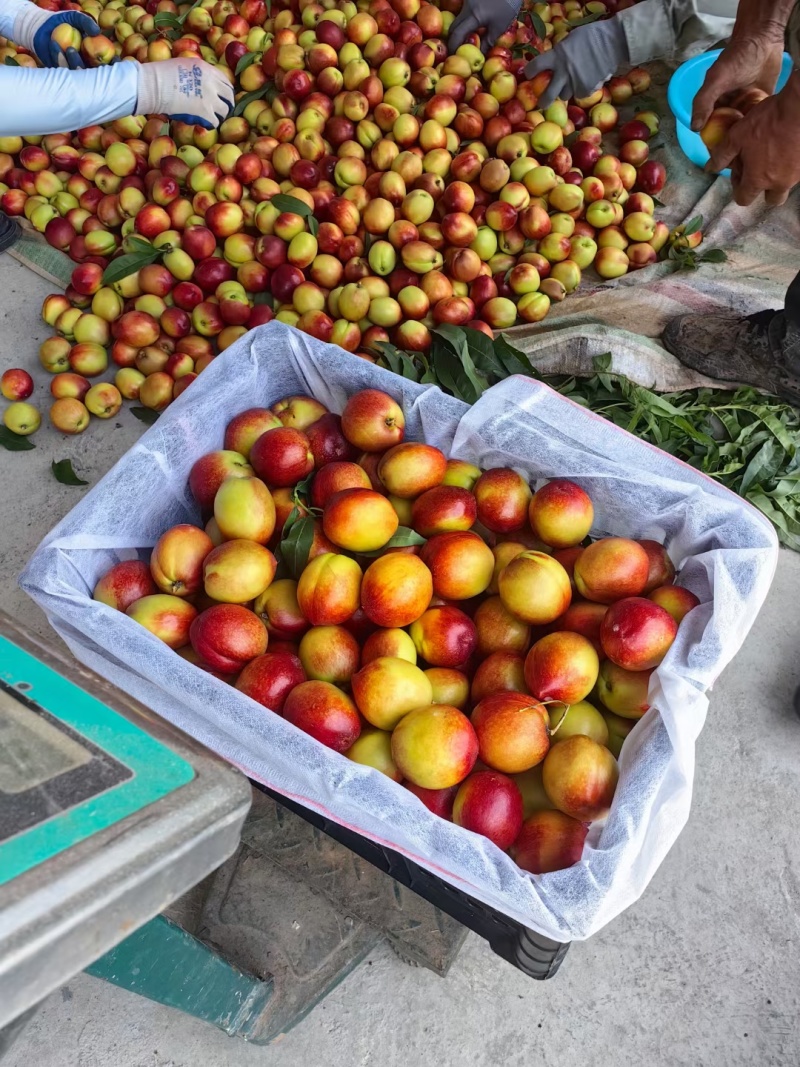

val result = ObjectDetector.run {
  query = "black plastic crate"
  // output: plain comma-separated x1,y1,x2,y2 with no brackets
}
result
252,781,570,980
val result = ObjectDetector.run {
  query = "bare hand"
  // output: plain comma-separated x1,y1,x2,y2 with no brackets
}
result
708,74,800,207
692,37,784,131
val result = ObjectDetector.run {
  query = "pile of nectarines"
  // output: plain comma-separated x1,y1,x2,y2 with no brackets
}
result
93,385,701,875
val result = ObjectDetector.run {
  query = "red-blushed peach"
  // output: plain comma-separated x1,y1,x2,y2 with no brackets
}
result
362,627,417,664
360,552,433,628
189,449,253,512
296,552,362,625
488,541,527,594
471,691,549,773
528,479,594,548
473,467,531,532
282,680,362,752
602,707,637,757
420,530,494,600
453,771,524,850
542,735,618,821
442,458,481,490
224,407,282,458
498,551,572,625
250,427,315,487
474,594,531,657
307,520,339,561
310,460,371,509
235,651,306,712
638,538,676,593
306,413,358,469
424,667,470,709
127,594,197,649
298,624,360,684
524,631,599,704
203,539,277,603
342,605,378,645
573,537,649,604
409,605,478,667
271,394,329,431
600,596,677,670
648,584,700,625
470,651,528,704
552,546,584,590
391,704,478,789
511,764,555,819
322,488,399,552
346,726,402,781
377,442,447,498
341,388,405,451
253,578,309,641
404,781,459,819
351,655,433,730
411,485,477,537
94,559,157,611
357,451,384,491
547,599,607,654
213,476,276,544
511,809,588,874
150,524,214,598
189,603,267,671
548,700,609,746
597,660,653,719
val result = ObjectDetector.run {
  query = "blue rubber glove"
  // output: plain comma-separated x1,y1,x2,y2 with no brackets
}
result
448,0,521,55
523,17,628,108
7,0,100,68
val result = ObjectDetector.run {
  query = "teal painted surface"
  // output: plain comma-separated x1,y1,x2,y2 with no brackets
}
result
0,635,195,885
86,916,273,1036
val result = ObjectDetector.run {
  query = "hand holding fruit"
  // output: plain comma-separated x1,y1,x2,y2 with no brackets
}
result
523,16,629,110
707,74,800,207
691,30,785,133
10,0,100,68
447,0,521,55
136,58,235,131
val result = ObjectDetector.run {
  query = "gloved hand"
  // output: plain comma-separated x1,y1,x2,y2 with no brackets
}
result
448,0,521,55
11,3,100,69
524,17,628,108
136,58,235,130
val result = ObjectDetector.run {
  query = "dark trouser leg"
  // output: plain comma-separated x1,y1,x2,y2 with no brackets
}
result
783,267,800,328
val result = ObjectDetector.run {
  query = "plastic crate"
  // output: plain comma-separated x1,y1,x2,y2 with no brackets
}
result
253,781,570,981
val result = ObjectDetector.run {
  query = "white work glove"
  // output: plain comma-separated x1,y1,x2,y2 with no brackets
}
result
449,0,521,54
524,17,629,108
10,0,100,68
137,58,235,130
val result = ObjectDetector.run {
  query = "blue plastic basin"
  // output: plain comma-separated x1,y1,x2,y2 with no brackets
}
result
667,49,793,177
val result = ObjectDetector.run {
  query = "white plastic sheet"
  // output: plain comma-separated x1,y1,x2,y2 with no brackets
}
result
21,321,779,941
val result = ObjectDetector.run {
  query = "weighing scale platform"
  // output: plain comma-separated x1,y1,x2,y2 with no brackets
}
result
0,614,252,1031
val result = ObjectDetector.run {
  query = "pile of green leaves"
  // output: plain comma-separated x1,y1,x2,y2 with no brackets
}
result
371,327,800,551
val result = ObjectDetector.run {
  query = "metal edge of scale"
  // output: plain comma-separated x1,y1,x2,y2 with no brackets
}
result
0,613,252,1030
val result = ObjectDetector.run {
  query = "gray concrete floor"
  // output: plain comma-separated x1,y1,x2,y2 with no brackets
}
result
2,251,800,1066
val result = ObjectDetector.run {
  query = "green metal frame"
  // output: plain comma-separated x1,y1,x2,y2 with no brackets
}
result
0,635,194,885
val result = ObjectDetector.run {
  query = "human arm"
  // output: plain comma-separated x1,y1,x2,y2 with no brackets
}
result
0,0,100,68
524,0,738,109
448,0,521,54
691,0,795,129
707,71,800,206
0,58,234,136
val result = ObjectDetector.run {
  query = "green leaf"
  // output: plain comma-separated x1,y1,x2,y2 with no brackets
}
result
52,459,88,486
281,515,315,578
176,0,204,24
492,333,537,379
433,325,488,401
592,352,613,373
530,11,546,39
683,214,704,237
360,526,426,557
0,425,35,451
235,51,261,76
153,12,182,28
102,249,162,287
292,471,315,509
270,193,314,217
567,11,602,26
130,406,160,425
4,56,20,66
699,248,728,264
232,85,270,117
374,342,422,381
651,196,666,207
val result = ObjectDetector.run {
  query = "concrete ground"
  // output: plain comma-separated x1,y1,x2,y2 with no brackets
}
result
2,250,800,1066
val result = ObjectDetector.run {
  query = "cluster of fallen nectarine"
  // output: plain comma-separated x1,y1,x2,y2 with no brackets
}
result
93,385,701,874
